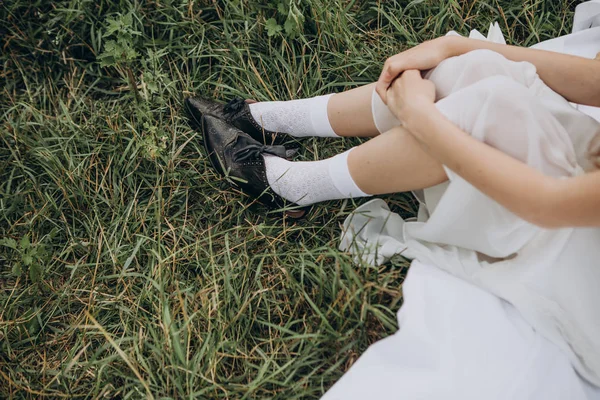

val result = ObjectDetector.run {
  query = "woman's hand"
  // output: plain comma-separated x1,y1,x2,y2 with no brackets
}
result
376,36,461,104
386,70,437,132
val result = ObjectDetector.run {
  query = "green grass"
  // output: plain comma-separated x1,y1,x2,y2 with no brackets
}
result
0,0,577,398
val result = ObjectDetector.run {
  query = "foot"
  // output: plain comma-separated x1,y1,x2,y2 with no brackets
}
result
186,97,298,146
201,115,306,217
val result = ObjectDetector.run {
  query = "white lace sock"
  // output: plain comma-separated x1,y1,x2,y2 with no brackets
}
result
249,94,338,137
263,149,369,206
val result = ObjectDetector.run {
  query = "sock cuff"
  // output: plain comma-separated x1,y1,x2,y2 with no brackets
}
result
309,94,337,137
328,149,368,198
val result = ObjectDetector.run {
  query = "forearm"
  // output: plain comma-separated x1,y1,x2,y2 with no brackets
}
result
446,36,600,107
552,172,600,227
405,105,600,228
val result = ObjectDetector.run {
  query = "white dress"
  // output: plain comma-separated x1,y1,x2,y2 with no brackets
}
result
324,2,600,399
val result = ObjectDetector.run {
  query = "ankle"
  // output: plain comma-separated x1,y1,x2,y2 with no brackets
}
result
248,95,338,138
263,150,370,206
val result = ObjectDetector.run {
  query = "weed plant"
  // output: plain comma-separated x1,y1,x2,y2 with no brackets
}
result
0,0,576,398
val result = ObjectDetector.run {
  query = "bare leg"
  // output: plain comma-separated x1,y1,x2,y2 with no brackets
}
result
262,51,554,207
348,126,447,194
328,83,379,137
343,51,538,195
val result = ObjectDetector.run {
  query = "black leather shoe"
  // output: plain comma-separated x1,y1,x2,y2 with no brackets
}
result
201,115,305,217
186,97,297,146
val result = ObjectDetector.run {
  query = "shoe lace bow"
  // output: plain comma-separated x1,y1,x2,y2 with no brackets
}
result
223,98,246,115
232,135,288,162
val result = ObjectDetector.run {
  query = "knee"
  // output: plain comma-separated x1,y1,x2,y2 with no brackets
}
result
433,49,507,79
456,49,508,69
439,75,534,114
453,49,535,85
429,49,538,97
473,75,533,103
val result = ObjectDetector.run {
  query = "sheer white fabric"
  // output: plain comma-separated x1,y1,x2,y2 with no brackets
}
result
322,261,600,400
330,2,600,398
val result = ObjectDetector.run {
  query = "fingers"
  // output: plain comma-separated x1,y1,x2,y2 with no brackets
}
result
400,69,422,80
386,69,436,122
376,56,404,104
386,70,417,104
376,72,391,104
384,65,429,106
375,85,387,105
386,83,399,112
386,69,420,96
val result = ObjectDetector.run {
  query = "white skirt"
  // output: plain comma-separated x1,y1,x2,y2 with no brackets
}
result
329,1,600,398
322,262,600,400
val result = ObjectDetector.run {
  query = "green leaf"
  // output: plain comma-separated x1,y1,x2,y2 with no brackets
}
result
103,18,122,37
12,262,22,277
29,262,42,283
124,46,139,62
27,316,40,335
147,80,159,94
98,40,118,67
277,2,287,15
36,244,50,262
0,238,17,249
20,235,30,250
265,18,282,37
284,17,297,37
122,12,133,27
22,254,33,266
48,227,59,240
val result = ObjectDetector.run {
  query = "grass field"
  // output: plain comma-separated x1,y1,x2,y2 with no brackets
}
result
0,0,578,398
